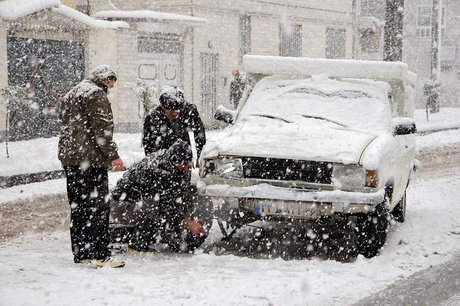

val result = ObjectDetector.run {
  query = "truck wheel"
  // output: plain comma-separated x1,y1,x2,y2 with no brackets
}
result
391,191,406,223
355,201,389,258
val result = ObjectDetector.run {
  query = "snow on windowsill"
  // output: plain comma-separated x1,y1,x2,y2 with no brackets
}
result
93,10,207,25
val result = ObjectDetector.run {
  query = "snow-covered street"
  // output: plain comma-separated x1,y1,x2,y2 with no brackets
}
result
0,165,459,305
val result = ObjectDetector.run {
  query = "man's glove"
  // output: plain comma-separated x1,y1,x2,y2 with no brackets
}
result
182,218,208,237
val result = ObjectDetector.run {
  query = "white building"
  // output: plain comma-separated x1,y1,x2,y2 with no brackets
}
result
0,0,128,140
89,0,358,128
1,0,358,140
357,0,460,109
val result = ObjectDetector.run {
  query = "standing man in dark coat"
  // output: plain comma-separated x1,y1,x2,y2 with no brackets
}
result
58,65,124,266
142,86,206,161
229,70,246,109
111,139,208,252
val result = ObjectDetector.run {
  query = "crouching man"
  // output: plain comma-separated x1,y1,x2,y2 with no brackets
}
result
111,139,211,252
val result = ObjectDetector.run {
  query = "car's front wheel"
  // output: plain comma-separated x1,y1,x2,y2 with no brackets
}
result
355,200,390,258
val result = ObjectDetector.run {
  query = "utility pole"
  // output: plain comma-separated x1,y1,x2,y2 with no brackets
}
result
428,0,442,113
383,0,405,62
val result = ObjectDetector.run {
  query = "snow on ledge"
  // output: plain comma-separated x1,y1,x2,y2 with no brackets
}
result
0,0,128,29
93,10,207,25
0,0,60,19
243,55,415,86
52,5,129,29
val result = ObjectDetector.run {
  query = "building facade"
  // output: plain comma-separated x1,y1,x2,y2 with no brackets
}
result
86,0,358,128
357,0,460,109
1,0,358,140
0,0,128,141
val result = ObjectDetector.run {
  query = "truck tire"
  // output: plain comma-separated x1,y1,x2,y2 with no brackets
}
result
391,191,406,223
355,201,389,258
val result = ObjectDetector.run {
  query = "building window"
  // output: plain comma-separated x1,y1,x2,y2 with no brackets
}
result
279,24,302,57
360,28,381,53
360,0,385,20
138,34,182,54
239,15,251,59
416,0,447,38
326,28,346,59
200,53,218,118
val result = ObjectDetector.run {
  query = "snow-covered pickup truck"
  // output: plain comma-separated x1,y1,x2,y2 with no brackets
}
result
199,55,417,258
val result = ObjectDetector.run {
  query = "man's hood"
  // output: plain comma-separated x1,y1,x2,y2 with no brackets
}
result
202,119,377,164
87,65,117,88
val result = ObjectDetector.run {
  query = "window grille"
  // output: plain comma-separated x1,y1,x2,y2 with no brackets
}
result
138,34,182,54
200,53,218,118
240,15,251,59
279,24,302,57
416,0,447,38
326,28,346,59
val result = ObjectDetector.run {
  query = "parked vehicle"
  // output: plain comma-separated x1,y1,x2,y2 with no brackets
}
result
199,55,418,258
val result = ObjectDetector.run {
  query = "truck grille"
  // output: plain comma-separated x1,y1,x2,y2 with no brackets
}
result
241,157,333,184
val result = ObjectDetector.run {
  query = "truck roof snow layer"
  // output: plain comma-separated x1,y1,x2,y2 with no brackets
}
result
242,55,414,87
242,55,416,118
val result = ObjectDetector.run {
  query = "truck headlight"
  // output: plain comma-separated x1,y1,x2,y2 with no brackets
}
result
332,164,365,189
332,164,378,189
203,157,243,178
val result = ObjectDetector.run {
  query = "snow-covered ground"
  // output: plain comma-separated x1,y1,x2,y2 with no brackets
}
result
0,107,459,305
0,169,459,305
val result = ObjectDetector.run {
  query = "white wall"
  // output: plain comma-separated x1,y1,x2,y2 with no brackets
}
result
87,28,120,123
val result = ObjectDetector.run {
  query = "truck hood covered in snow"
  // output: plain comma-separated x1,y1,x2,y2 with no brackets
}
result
203,76,393,164
202,117,376,164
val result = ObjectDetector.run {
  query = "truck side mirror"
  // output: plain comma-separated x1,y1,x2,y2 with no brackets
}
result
214,105,236,124
393,117,417,136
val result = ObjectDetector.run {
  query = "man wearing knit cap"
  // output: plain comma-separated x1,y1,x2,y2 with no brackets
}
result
111,139,209,252
143,86,206,164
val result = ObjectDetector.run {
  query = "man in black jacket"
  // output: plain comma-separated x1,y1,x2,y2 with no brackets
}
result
111,139,208,251
142,86,206,161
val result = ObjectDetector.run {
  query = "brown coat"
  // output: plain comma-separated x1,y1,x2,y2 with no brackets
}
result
58,66,119,168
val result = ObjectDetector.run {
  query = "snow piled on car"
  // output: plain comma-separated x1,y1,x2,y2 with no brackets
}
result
202,75,393,163
240,75,393,133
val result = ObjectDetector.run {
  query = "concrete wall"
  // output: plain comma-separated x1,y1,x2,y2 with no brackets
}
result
0,22,7,141
87,28,121,124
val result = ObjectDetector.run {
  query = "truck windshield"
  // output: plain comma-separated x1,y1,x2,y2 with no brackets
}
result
240,77,393,134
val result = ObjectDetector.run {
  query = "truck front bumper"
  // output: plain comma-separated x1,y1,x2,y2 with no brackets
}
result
198,183,385,217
